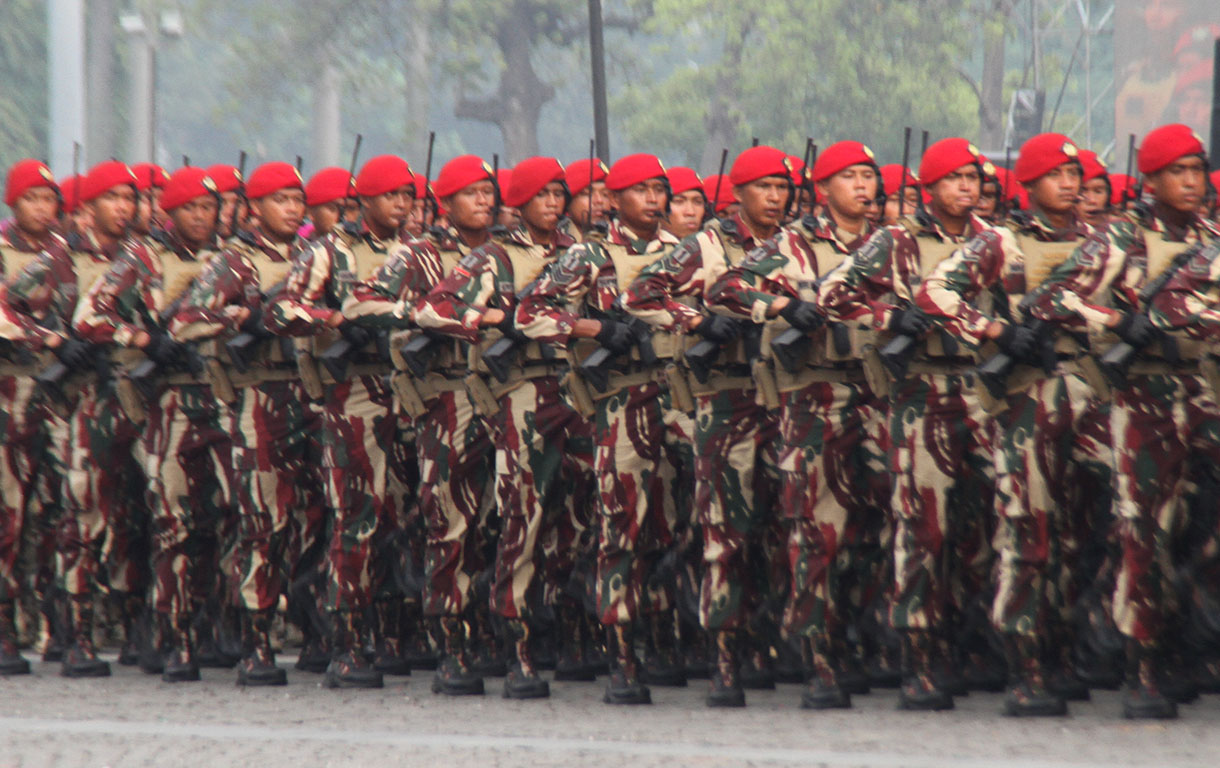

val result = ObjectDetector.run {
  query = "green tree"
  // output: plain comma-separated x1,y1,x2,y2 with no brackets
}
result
0,0,48,165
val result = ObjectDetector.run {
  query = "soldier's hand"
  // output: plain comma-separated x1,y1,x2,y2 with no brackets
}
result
594,319,635,354
890,307,932,336
339,322,373,348
497,313,526,341
145,332,184,365
779,300,824,332
238,306,264,335
54,337,93,369
695,314,741,342
1113,312,1156,348
995,324,1039,360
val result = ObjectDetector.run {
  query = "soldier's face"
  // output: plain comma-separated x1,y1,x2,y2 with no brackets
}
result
520,182,566,234
1145,155,1207,214
819,165,878,222
568,181,609,228
253,188,305,241
976,182,999,220
363,185,413,233
12,186,60,238
666,190,705,239
612,178,668,234
309,202,341,236
88,185,137,239
498,205,522,229
884,187,921,224
169,195,220,247
444,179,495,233
1026,162,1082,217
736,176,788,230
1077,177,1110,224
928,165,980,219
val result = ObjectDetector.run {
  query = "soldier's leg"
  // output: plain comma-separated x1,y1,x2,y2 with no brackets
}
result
0,391,30,674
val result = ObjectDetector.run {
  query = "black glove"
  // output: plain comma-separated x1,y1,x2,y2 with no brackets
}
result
338,321,373,348
497,312,526,342
995,323,1039,360
594,319,635,355
890,307,932,336
1113,312,1156,348
695,314,742,343
239,306,267,336
54,337,93,370
144,332,184,365
779,299,824,332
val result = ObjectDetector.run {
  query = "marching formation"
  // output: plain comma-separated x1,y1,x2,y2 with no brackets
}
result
2,122,1220,722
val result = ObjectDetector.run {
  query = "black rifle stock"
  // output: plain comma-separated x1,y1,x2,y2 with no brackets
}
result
579,315,657,392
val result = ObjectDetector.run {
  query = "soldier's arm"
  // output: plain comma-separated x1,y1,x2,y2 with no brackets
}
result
1026,224,1129,334
72,247,153,345
705,237,797,322
2,250,69,336
168,250,251,342
1149,243,1220,336
343,244,442,330
266,238,340,336
0,282,57,346
515,243,602,344
914,229,1008,349
621,234,708,330
413,246,500,342
818,227,900,329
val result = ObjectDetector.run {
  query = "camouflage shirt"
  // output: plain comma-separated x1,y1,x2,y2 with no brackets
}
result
344,225,474,330
0,221,77,345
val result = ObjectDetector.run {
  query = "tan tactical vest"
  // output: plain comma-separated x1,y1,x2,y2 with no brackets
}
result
349,239,388,284
157,248,207,313
1016,233,1079,294
73,253,113,299
506,242,553,294
0,245,37,285
611,244,663,295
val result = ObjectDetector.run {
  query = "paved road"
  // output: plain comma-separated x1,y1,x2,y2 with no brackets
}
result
2,655,1218,767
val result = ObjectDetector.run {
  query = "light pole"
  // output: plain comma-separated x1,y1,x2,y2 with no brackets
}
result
47,0,86,176
120,6,183,163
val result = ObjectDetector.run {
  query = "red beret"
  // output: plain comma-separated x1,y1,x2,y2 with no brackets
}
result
565,158,609,196
702,174,735,214
1013,133,1080,183
5,159,57,206
1138,123,1206,175
60,174,83,213
918,138,981,186
879,164,918,197
503,156,565,208
246,162,304,200
787,154,807,186
206,164,243,194
812,141,876,182
414,174,430,200
606,153,666,191
1212,169,1220,193
1076,150,1108,183
1109,173,1137,206
496,168,512,194
160,167,218,211
131,162,170,191
434,155,494,200
355,155,414,198
81,160,137,203
729,146,790,186
667,167,703,196
304,167,354,207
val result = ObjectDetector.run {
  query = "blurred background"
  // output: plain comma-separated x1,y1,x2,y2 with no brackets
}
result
1,0,1215,178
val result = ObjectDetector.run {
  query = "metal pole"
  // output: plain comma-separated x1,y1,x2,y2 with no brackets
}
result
126,15,154,162
588,0,610,160
1083,0,1092,147
1211,38,1220,172
47,0,86,175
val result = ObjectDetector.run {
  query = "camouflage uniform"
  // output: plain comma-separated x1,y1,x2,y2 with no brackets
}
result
820,211,995,704
708,213,888,701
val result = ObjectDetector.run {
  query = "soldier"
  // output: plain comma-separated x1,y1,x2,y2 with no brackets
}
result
915,133,1102,716
169,162,326,686
703,174,738,220
515,153,691,706
705,141,890,709
415,156,592,700
344,154,498,696
75,163,233,684
1076,150,1112,228
664,166,706,240
562,157,609,239
207,164,246,240
623,146,790,707
268,154,416,689
1027,124,1220,719
0,160,69,676
820,137,994,711
879,165,920,227
1109,173,1137,213
303,167,356,240
131,163,171,237
495,168,521,230
976,160,1002,223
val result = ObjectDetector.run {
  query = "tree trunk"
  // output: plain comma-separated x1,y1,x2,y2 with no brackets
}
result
698,22,747,172
978,3,1009,150
404,5,431,150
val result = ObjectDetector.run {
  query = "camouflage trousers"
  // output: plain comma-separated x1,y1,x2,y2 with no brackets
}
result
489,375,594,620
594,378,694,626
888,371,995,632
991,370,1112,638
1110,373,1220,642
417,386,494,617
143,383,235,621
694,386,781,632
59,379,149,598
780,378,889,640
230,379,327,612
0,375,66,605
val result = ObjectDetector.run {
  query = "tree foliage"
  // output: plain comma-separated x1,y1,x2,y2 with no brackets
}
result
0,0,48,165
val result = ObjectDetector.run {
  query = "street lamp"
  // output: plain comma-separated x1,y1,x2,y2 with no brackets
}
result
120,6,183,163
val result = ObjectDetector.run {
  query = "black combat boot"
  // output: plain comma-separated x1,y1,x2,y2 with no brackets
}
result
833,632,870,696
1122,640,1177,719
432,616,484,696
0,601,31,676
373,600,410,676
553,600,595,682
706,630,745,708
468,606,508,678
139,613,170,675
1002,636,1067,717
61,595,111,678
738,630,776,690
604,623,651,705
503,619,549,699
39,591,67,662
932,634,968,696
236,610,287,686
117,592,145,666
296,605,332,673
897,631,953,711
643,611,686,687
802,636,852,710
162,614,201,683
1045,624,1089,701
400,601,438,671
679,614,712,680
324,610,383,689
193,605,238,669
